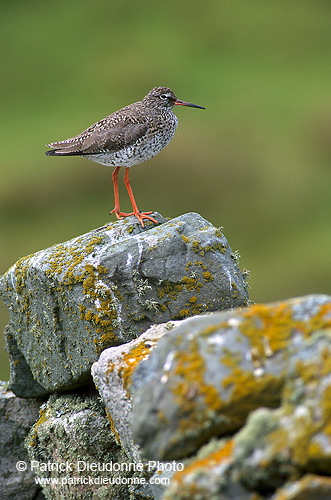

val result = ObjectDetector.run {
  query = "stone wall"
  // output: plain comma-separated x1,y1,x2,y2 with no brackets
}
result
1,213,331,499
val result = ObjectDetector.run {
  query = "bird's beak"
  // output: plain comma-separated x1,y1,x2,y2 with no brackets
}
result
174,99,205,109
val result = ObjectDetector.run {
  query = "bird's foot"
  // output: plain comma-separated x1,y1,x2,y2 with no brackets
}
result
110,209,134,218
110,208,159,228
133,211,159,228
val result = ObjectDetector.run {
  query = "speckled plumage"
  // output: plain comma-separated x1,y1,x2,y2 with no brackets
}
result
45,86,204,226
47,87,181,166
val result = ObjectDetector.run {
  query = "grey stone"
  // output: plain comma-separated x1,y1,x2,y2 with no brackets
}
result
232,329,331,492
26,392,150,500
0,381,46,500
92,321,183,462
162,438,252,500
232,408,295,493
131,294,331,461
157,296,331,499
92,320,188,500
0,212,248,397
271,475,331,500
4,292,331,500
5,324,50,398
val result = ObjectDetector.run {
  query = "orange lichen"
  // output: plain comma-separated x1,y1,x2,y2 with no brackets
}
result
156,281,183,300
171,338,224,431
106,339,156,395
119,341,153,391
222,363,283,420
177,309,191,318
239,301,331,359
28,406,49,448
321,384,331,431
239,303,294,355
202,271,214,282
181,276,203,292
169,440,234,493
105,408,121,445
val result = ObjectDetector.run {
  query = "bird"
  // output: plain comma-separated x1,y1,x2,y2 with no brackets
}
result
45,86,205,227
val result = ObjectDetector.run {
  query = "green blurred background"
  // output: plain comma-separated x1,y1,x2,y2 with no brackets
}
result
1,0,331,381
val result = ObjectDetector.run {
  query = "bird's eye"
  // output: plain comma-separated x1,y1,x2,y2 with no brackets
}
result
160,94,168,100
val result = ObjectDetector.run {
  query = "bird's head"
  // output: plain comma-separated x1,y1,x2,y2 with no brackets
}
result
144,87,205,110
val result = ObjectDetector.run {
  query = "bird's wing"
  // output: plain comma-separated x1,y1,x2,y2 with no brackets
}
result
46,119,149,156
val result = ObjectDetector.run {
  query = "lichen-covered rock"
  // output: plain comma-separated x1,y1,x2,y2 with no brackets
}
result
0,212,249,397
160,327,331,498
5,324,50,398
162,438,251,500
232,328,331,491
0,381,46,500
92,320,184,462
162,439,331,500
92,320,188,500
271,475,331,500
26,392,151,500
131,294,331,461
232,408,296,493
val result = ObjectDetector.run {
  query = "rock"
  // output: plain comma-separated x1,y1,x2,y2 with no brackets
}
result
92,320,184,462
92,320,189,500
162,439,331,500
131,294,331,461
0,381,46,500
26,392,151,500
271,475,331,500
232,408,296,493
4,291,331,499
160,314,331,498
162,438,251,500
5,324,50,398
232,327,331,491
0,212,248,397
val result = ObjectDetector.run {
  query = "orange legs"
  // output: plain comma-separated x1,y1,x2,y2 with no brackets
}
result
110,167,122,216
110,167,158,227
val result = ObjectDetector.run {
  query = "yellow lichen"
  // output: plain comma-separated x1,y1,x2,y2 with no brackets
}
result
156,281,183,300
156,274,205,319
12,234,121,350
239,303,294,356
321,384,331,433
185,261,207,272
180,235,226,256
181,276,203,292
94,330,118,353
178,439,233,479
105,407,121,445
106,339,156,395
167,440,234,496
221,362,283,423
239,301,331,360
28,406,49,448
177,309,190,318
202,271,214,282
266,424,290,459
171,338,224,432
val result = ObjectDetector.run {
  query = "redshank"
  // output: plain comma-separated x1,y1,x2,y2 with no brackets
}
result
45,86,205,227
